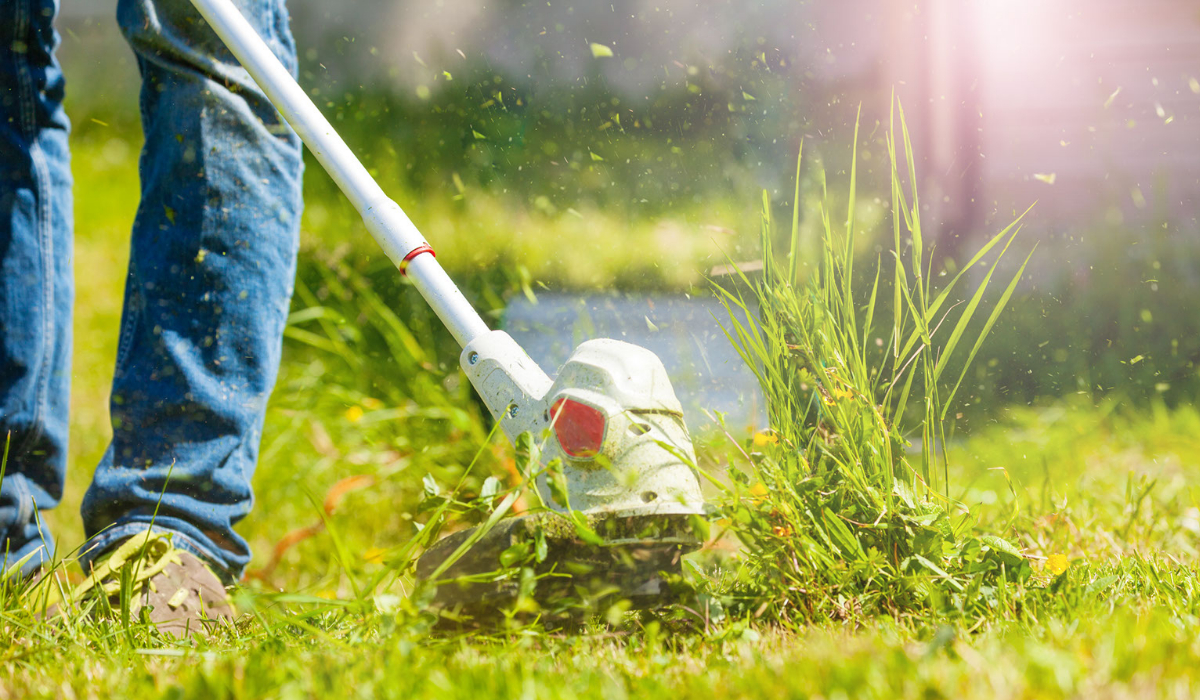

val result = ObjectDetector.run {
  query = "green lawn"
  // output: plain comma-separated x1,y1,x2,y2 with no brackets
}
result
10,399,1200,698
8,116,1200,700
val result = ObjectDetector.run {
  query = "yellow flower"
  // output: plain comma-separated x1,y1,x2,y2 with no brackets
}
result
344,405,364,423
362,547,387,564
752,431,779,447
1046,553,1069,575
748,483,770,498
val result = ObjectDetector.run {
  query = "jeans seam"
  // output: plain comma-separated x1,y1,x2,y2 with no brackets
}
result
113,259,139,371
33,135,55,448
11,477,31,539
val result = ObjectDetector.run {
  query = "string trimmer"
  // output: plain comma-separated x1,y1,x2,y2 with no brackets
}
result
190,0,707,621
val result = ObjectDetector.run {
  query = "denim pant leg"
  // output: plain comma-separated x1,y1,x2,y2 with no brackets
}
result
0,0,73,577
79,0,303,578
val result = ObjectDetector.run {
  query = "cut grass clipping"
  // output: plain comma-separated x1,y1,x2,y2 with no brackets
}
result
714,108,1037,623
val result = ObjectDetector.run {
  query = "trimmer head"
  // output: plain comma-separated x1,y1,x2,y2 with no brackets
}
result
417,336,707,620
416,511,703,623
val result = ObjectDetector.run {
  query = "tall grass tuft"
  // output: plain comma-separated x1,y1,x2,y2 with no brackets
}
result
714,106,1037,623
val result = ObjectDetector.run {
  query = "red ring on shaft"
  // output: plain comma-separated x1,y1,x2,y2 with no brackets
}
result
399,245,436,276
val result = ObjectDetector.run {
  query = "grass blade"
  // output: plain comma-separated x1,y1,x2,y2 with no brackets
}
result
941,245,1038,418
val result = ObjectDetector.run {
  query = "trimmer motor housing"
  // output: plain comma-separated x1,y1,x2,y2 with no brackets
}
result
459,331,706,516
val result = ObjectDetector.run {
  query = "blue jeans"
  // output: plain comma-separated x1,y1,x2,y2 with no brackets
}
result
0,0,303,579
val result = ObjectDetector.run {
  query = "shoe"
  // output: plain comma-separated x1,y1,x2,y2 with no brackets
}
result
70,531,236,639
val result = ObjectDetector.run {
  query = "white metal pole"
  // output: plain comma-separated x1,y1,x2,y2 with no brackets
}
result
188,0,490,348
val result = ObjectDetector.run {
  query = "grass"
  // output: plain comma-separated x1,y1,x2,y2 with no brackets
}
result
6,99,1200,699
8,610,1200,698
8,402,1200,698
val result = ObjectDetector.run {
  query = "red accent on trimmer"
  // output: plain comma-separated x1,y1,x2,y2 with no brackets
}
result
399,245,436,276
551,398,607,458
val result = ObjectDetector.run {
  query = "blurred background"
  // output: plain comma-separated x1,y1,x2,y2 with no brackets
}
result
48,0,1200,587
64,0,1200,226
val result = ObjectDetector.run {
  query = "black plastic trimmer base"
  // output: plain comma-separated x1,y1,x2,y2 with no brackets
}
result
415,511,703,625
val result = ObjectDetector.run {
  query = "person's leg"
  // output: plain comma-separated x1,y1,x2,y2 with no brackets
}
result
80,0,303,579
0,0,73,577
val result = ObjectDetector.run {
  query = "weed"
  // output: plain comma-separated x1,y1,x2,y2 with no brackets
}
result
711,107,1036,624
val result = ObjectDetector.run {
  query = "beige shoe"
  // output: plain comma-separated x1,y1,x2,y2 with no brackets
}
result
71,531,236,638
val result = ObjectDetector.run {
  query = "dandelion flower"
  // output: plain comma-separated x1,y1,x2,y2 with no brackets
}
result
1046,553,1069,575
